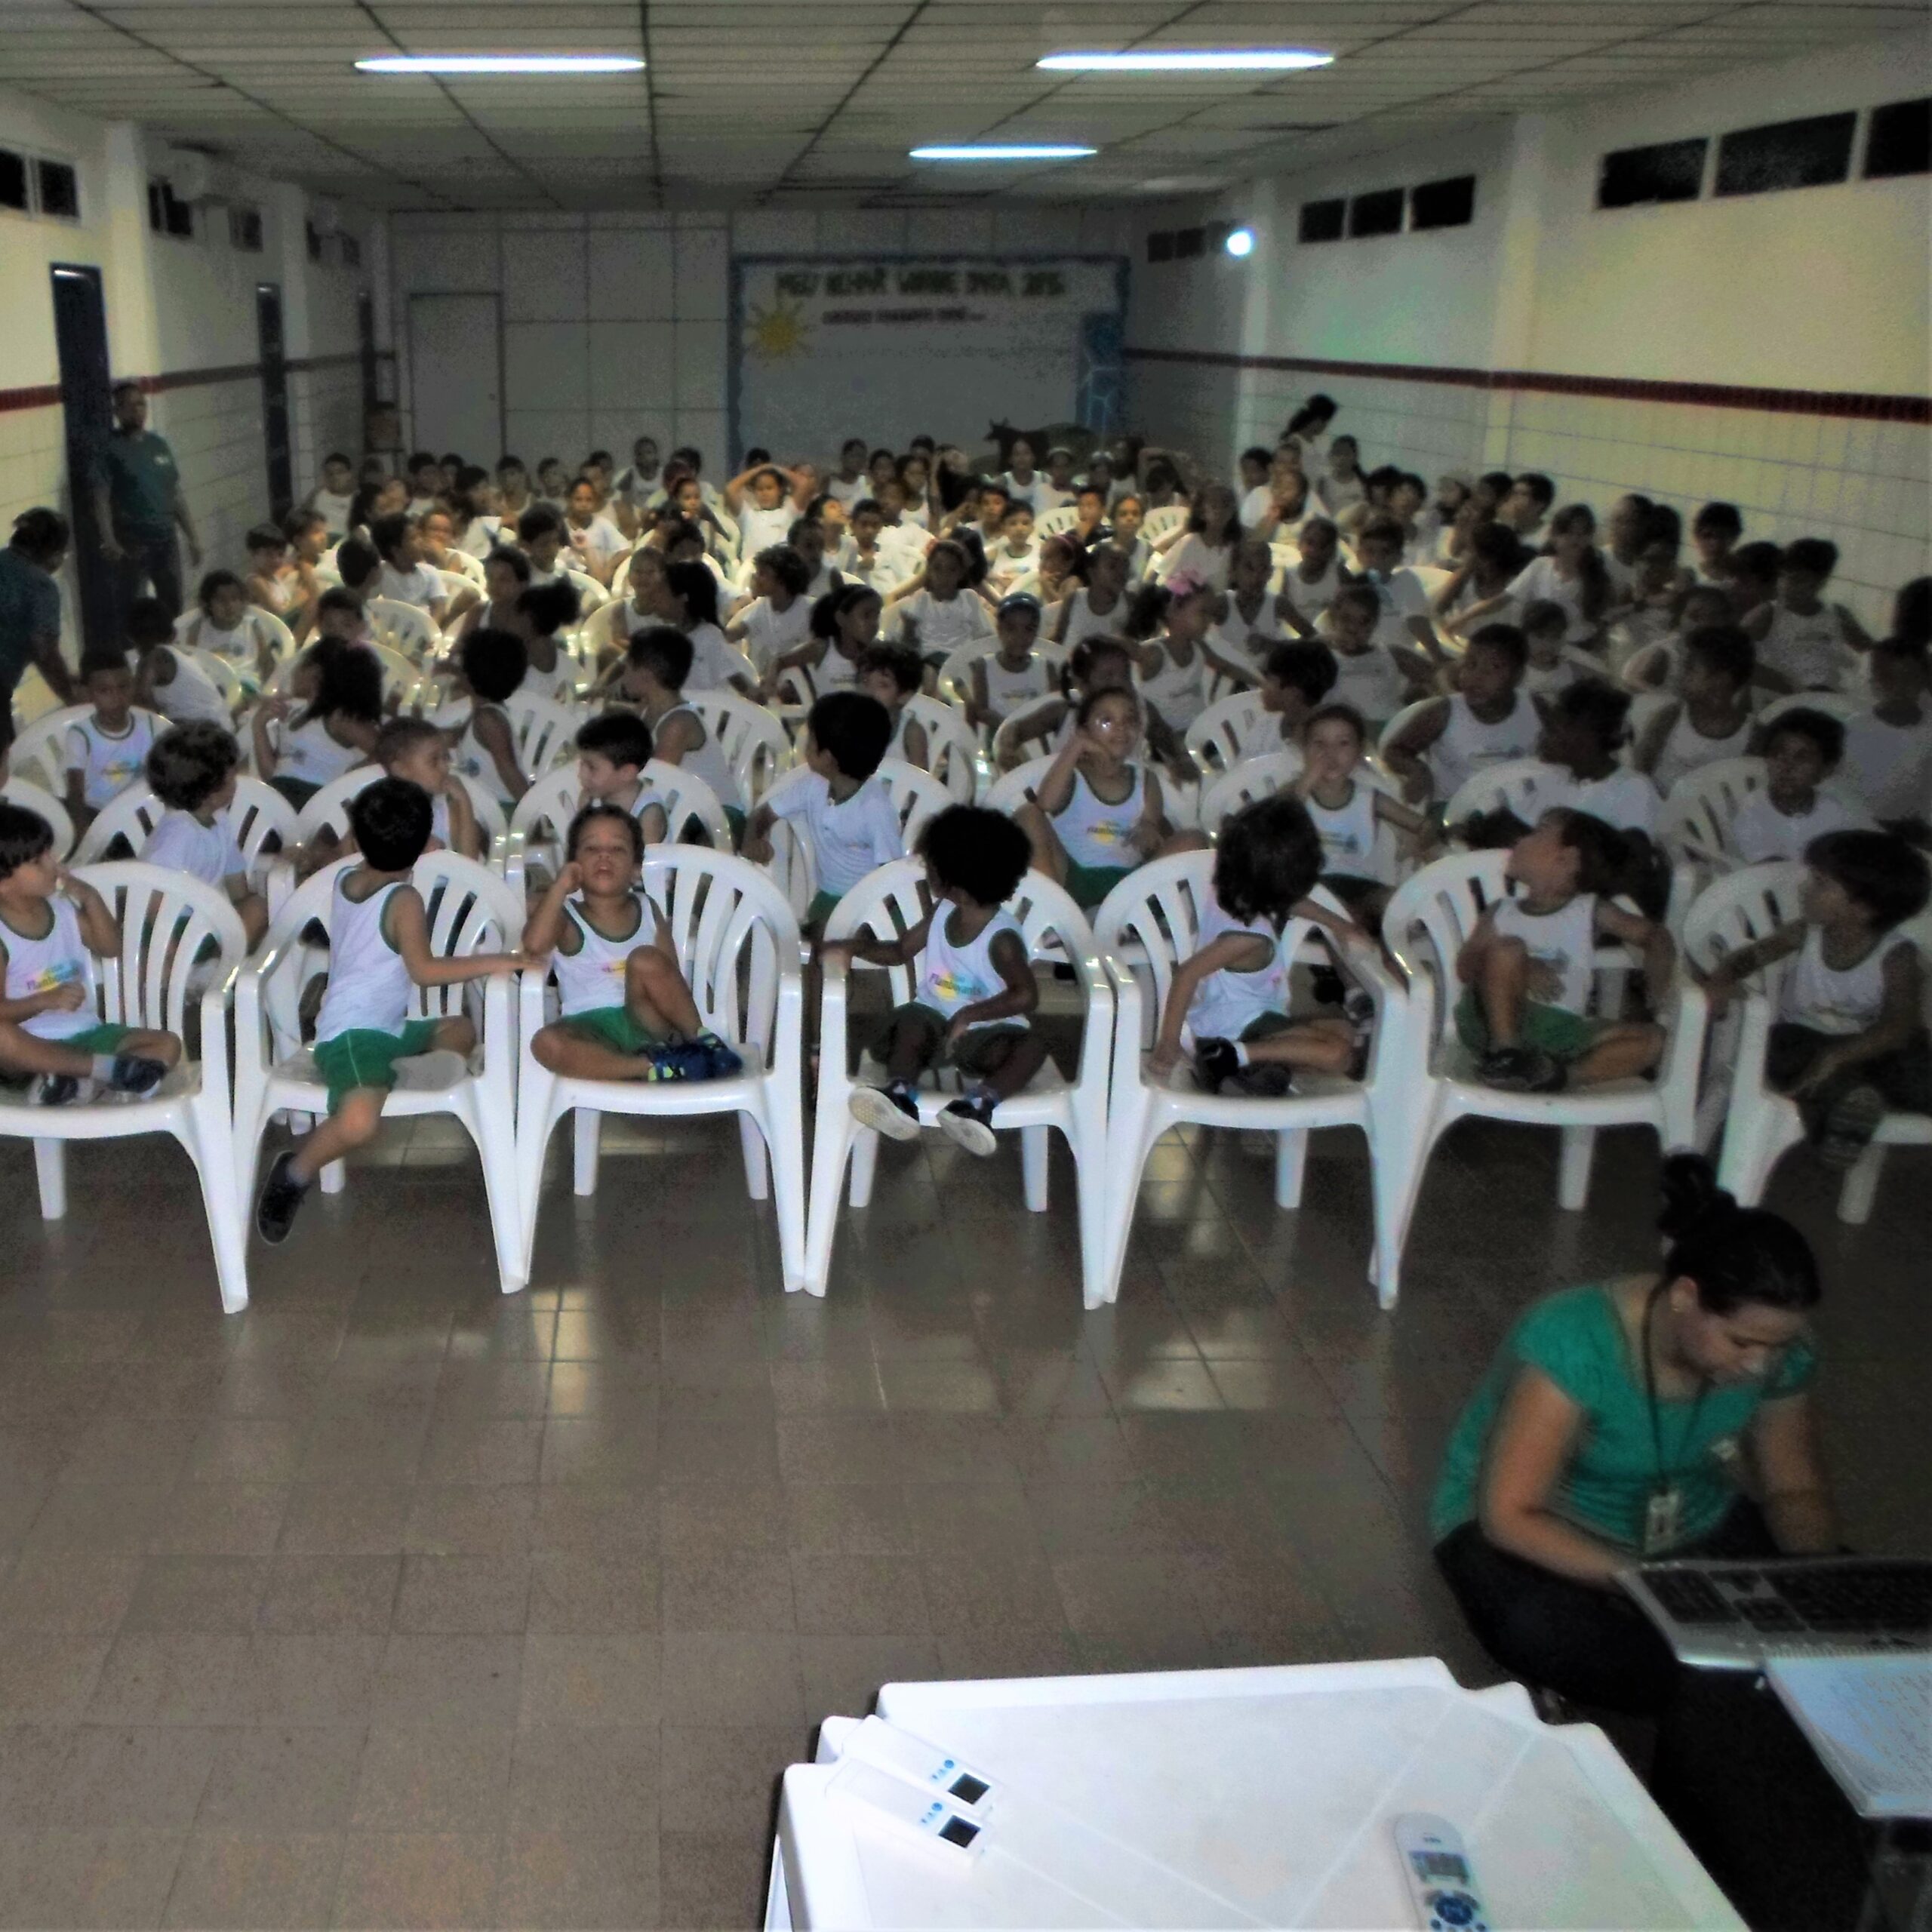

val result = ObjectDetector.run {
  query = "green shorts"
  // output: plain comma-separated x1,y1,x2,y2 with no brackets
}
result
555,1008,663,1056
1238,1011,1299,1044
311,1018,441,1113
806,888,842,933
0,1021,130,1087
1063,861,1134,912
1455,990,1598,1063
875,1001,1029,1077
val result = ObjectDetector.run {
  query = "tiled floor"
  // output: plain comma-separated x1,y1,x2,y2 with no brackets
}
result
0,1111,1924,1929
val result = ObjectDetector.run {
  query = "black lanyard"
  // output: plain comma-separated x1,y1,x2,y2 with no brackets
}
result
1641,1284,1711,1495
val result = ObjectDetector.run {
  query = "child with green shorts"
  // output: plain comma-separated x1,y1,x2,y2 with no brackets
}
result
522,801,742,1083
254,777,524,1243
0,801,180,1107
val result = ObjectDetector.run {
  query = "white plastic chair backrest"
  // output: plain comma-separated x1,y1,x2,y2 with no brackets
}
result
642,847,798,1057
226,777,300,870
1757,691,1860,727
1680,862,1807,977
1376,696,1438,764
506,692,583,777
366,598,440,664
291,763,512,852
0,777,77,859
75,782,165,861
1444,757,1562,828
8,705,117,795
1383,849,1511,1046
984,755,1057,819
873,758,952,851
1187,691,1266,774
267,643,418,710
1659,757,1766,860
186,650,246,710
1143,506,1188,543
904,695,979,802
1200,752,1301,837
1035,505,1080,537
72,861,247,1038
439,555,485,588
508,759,730,851
684,690,789,803
253,608,297,667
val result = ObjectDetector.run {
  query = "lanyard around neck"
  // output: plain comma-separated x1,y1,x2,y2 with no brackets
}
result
1641,1284,1711,1492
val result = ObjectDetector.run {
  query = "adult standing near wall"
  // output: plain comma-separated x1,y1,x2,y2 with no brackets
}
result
0,509,77,761
92,381,200,623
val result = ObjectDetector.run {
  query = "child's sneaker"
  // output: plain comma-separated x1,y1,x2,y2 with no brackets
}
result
255,1150,309,1244
1228,1062,1294,1098
638,1043,696,1081
691,1032,743,1079
937,1093,998,1156
28,1072,89,1107
1817,1084,1886,1168
850,1081,921,1140
105,1054,168,1097
1478,1044,1566,1094
1192,1038,1240,1093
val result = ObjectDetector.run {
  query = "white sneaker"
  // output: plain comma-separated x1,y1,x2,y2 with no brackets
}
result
849,1084,923,1140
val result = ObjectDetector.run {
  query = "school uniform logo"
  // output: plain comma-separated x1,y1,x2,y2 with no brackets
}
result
27,961,82,994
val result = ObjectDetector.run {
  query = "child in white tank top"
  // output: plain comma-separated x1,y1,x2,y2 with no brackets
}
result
1382,623,1538,810
1203,538,1303,688
1295,705,1432,924
620,627,746,828
1131,575,1214,734
573,712,669,848
728,544,816,672
969,595,1054,737
826,804,1048,1155
1019,687,1168,912
1633,624,1756,798
859,648,929,772
64,657,155,824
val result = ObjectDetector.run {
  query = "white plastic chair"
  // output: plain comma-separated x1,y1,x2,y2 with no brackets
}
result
1443,757,1567,830
186,649,248,714
10,706,162,798
0,778,76,859
515,848,807,1287
1094,856,1417,1308
0,863,248,1312
1034,505,1080,537
1657,757,1767,871
1756,691,1860,728
983,755,1057,820
1684,865,1930,1223
366,597,441,665
286,764,509,860
1142,506,1188,544
501,758,730,894
903,695,979,801
1380,850,1706,1268
75,777,296,883
1199,752,1303,838
1376,697,1438,774
232,853,526,1292
268,643,420,712
1186,691,1267,777
765,758,952,923
684,690,792,806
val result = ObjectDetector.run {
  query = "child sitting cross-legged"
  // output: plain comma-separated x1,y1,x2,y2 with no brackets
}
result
64,651,156,832
1152,792,1370,1098
0,801,180,1107
523,802,743,1085
1702,829,1930,1166
826,804,1047,1155
1457,807,1675,1095
254,778,525,1244
138,721,269,946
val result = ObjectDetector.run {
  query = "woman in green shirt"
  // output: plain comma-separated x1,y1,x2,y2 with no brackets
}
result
1432,1155,1838,1715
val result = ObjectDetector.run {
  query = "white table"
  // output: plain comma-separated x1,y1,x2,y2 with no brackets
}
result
767,1657,1743,1930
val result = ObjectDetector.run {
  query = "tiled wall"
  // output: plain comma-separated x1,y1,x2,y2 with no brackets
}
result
290,356,367,488
157,375,273,588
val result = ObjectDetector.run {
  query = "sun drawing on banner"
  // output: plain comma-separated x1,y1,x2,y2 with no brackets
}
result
745,297,811,361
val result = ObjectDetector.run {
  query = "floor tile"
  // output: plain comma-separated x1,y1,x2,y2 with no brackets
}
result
162,1831,343,1930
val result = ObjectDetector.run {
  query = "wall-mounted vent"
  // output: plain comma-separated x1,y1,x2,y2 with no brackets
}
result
1298,197,1344,243
1866,95,1930,179
1715,112,1856,195
1347,187,1404,238
1409,174,1475,229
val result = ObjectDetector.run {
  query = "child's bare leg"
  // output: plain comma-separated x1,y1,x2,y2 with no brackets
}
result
1568,1022,1663,1088
628,948,702,1038
968,1030,1049,1100
877,1014,939,1087
531,1024,657,1082
289,1088,385,1184
1477,936,1530,1045
1013,803,1067,881
1242,1015,1357,1076
0,1024,97,1080
429,1015,475,1057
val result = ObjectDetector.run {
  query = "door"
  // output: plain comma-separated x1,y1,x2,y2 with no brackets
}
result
49,263,117,651
408,293,503,460
256,281,293,518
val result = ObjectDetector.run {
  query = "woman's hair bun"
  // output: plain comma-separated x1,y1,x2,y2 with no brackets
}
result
1657,1152,1736,1243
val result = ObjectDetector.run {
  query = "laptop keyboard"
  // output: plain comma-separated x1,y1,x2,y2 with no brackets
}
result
1644,1563,1932,1635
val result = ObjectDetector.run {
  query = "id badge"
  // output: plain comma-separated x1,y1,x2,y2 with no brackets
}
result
1643,1487,1683,1556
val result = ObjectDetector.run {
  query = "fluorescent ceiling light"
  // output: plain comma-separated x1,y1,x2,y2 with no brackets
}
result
910,144,1096,161
355,54,644,74
1038,50,1331,72
1225,227,1256,257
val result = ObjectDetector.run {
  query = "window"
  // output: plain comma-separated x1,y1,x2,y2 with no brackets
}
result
1146,229,1174,263
0,149,26,214
306,220,324,262
1410,174,1475,230
35,159,78,220
1174,226,1204,258
1866,95,1930,180
1598,137,1706,208
340,232,361,268
148,177,194,238
1715,112,1856,195
1299,197,1344,243
229,205,263,251
1348,187,1404,238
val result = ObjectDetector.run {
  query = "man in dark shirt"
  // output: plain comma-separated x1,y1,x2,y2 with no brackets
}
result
0,508,76,758
92,382,201,623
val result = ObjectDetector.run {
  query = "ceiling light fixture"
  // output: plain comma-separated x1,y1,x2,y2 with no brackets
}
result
1038,50,1332,73
909,143,1096,161
1224,227,1256,257
354,54,645,75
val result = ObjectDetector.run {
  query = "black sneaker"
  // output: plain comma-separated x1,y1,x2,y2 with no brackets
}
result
849,1083,922,1140
692,1032,743,1079
1478,1044,1566,1094
1227,1062,1294,1098
937,1093,998,1156
1192,1038,1241,1094
106,1054,168,1097
1817,1084,1886,1169
28,1072,85,1107
256,1150,309,1245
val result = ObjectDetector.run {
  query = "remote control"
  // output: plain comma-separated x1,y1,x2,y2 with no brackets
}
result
1392,1814,1491,1932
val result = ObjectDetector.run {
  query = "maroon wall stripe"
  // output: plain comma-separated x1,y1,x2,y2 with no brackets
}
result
0,346,394,417
1124,346,1932,426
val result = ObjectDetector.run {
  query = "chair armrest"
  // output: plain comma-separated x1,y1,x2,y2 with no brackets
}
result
194,959,242,1106
1730,989,1780,1101
477,968,515,1077
1066,939,1117,1093
516,960,554,1057
817,949,851,1063
501,830,528,897
1100,949,1147,1094
1657,976,1710,1098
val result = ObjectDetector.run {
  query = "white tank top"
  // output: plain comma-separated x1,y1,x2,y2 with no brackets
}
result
2,894,100,1041
315,875,413,1041
181,613,269,672
1493,892,1597,1015
1430,691,1540,801
66,713,156,811
1140,638,1206,729
1306,780,1388,884
917,907,1028,1031
153,648,229,726
1651,706,1754,796
454,702,517,806
1778,927,1910,1037
1185,891,1286,1044
520,650,580,704
1284,560,1341,626
555,892,658,1017
740,595,814,672
1212,592,1287,669
1054,764,1145,869
1329,644,1409,725
888,591,987,657
278,713,366,789
1761,605,1851,691
658,701,741,811
809,641,863,697
981,651,1052,716
1060,589,1129,649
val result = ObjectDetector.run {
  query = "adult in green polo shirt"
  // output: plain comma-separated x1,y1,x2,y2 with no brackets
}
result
91,382,201,623
1431,1154,1838,1715
0,508,76,757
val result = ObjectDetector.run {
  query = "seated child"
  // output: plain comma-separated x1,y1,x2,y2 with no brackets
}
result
1321,580,1427,731
574,712,667,845
619,627,745,840
1353,512,1447,665
728,544,816,673
983,501,1041,597
128,596,230,728
177,570,278,686
1295,703,1432,926
1703,829,1930,1164
743,691,904,931
1383,622,1539,807
1744,538,1869,693
516,503,574,589
1125,576,1214,736
512,579,583,704
884,538,992,662
860,645,928,770
243,523,293,618
303,717,483,874
1201,537,1307,689
968,593,1052,737
1623,583,1734,692
1152,792,1364,1096
828,804,1048,1155
138,721,269,945
448,627,531,807
837,498,897,591
254,779,525,1241
522,801,742,1083
457,546,534,646
1233,640,1337,766
790,515,842,600
367,512,447,627
1053,540,1132,650
766,583,881,703
1457,807,1674,1094
0,801,179,1106
1633,624,1756,795
1841,640,1932,835
64,652,156,830
1519,598,1601,698
1690,500,1743,589
1733,710,1873,863
253,638,384,810
1536,682,1661,838
1279,516,1345,631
